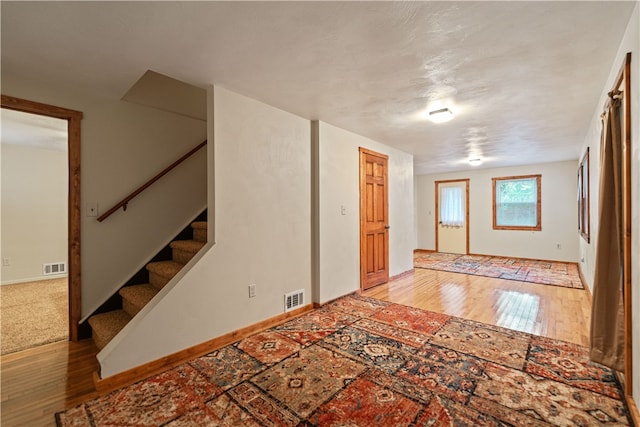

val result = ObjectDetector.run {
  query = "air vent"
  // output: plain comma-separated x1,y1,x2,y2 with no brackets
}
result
284,289,305,312
43,262,66,275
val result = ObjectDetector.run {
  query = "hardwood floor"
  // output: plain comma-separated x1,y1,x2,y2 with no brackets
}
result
364,267,591,346
1,267,591,426
1,339,99,427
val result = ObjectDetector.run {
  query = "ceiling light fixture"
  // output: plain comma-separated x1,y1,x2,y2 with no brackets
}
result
428,107,454,123
468,158,482,166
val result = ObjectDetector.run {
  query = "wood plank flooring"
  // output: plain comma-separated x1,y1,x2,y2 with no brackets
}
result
1,339,99,427
1,267,591,426
364,267,591,346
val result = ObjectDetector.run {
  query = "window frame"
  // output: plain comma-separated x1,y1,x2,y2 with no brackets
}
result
492,174,542,231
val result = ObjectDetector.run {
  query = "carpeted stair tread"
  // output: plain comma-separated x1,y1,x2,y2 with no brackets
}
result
170,239,207,264
146,260,184,277
119,284,158,317
146,260,184,290
87,310,131,350
191,221,207,230
170,240,205,252
191,221,207,243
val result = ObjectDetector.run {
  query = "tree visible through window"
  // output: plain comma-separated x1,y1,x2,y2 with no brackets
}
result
492,174,541,231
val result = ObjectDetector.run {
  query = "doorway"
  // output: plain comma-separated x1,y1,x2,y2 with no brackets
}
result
1,109,68,353
1,95,83,341
359,147,389,290
435,179,469,254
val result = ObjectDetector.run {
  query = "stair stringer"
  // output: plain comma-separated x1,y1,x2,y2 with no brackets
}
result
95,236,214,363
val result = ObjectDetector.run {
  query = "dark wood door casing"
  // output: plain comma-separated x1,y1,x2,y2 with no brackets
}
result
1,94,83,341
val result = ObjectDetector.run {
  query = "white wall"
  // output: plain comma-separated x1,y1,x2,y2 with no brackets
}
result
416,161,579,262
317,122,414,303
98,87,312,377
1,73,207,317
578,3,639,402
1,143,67,284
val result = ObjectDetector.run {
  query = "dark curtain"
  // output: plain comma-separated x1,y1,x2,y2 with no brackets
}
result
590,91,625,372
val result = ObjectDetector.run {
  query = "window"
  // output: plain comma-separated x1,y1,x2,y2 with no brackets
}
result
440,186,464,227
492,174,541,231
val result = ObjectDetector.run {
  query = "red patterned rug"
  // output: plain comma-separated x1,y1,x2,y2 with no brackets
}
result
56,295,628,426
414,251,584,289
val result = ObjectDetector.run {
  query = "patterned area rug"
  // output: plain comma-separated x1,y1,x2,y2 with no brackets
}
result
56,295,629,426
414,252,584,289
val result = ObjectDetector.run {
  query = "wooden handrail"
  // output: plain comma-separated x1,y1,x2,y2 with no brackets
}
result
97,140,207,222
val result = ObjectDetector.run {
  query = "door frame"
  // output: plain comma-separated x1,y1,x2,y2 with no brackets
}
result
1,95,83,341
359,147,389,290
435,178,470,254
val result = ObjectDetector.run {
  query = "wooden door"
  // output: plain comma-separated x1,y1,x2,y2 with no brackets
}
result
436,179,469,254
359,148,389,290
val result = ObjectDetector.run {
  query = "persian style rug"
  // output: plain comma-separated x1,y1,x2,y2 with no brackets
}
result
414,251,584,289
56,295,629,426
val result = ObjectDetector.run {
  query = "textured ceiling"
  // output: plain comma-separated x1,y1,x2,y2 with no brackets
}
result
1,1,635,173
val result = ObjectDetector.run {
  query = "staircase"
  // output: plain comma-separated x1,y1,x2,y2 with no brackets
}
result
88,221,207,350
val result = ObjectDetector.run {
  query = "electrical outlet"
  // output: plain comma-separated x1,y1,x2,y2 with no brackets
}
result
556,243,561,249
2,258,10,266
249,284,256,298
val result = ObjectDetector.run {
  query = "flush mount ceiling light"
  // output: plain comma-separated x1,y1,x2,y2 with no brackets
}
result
428,107,454,123
468,158,482,166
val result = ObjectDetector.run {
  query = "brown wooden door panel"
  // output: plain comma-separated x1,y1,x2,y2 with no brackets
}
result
378,233,386,265
366,183,374,222
366,234,375,273
359,148,389,290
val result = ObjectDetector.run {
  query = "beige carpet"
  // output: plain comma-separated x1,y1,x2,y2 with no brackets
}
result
1,278,68,355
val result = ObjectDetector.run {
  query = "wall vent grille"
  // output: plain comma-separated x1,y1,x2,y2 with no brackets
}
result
43,262,66,275
284,289,304,312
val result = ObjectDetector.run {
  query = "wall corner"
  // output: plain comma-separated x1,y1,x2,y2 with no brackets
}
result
310,120,320,305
